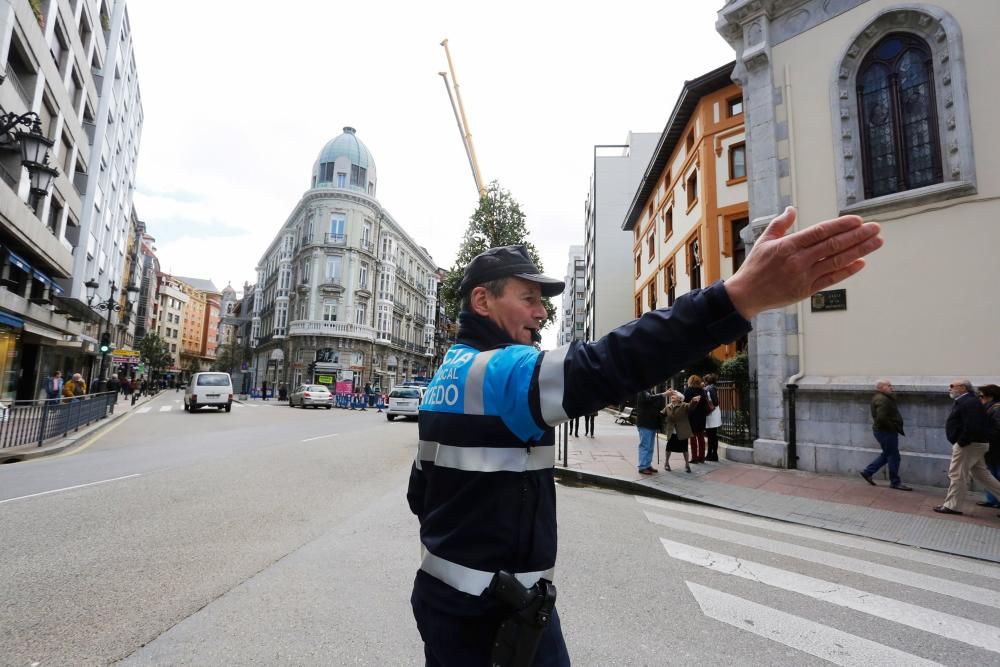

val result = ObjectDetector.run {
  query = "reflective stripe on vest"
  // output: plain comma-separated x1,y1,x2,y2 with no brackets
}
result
463,349,500,415
420,547,555,597
538,345,570,426
415,440,554,473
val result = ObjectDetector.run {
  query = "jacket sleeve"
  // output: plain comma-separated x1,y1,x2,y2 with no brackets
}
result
528,282,750,427
406,462,425,518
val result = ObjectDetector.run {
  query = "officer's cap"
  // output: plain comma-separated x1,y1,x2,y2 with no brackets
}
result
459,245,565,297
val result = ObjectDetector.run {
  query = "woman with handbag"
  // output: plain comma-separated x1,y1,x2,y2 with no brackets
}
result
703,373,722,461
683,375,709,463
661,390,695,473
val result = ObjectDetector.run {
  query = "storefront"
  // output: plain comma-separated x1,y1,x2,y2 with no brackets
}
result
0,313,23,404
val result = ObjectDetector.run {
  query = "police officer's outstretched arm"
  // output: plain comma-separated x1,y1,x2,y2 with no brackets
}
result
537,207,882,423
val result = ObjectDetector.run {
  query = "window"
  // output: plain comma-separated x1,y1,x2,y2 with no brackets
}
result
355,303,366,325
662,207,673,240
351,352,364,366
857,33,941,199
688,238,702,290
647,234,655,261
325,256,341,282
336,172,346,188
686,171,698,209
685,130,694,153
731,217,749,272
359,262,369,289
322,302,337,322
329,213,345,241
666,264,676,306
634,295,641,318
634,253,641,278
729,142,746,181
647,279,656,310
362,221,372,247
727,96,743,117
301,259,311,284
350,164,367,187
320,163,334,182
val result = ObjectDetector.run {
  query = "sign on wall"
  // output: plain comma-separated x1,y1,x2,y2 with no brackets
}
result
810,289,847,312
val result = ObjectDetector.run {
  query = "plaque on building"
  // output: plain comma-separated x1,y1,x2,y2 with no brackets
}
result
810,289,846,312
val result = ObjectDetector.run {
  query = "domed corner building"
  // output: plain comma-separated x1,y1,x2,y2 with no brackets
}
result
249,127,440,395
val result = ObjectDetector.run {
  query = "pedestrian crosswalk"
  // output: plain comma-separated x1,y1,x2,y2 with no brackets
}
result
636,496,1000,664
134,402,254,415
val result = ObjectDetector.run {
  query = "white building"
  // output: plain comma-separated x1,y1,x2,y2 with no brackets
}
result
583,132,658,341
558,245,584,345
251,127,438,392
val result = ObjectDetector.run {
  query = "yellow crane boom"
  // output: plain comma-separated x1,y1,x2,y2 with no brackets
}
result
439,39,486,198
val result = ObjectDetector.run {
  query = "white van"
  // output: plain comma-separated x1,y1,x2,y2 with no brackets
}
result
184,372,234,412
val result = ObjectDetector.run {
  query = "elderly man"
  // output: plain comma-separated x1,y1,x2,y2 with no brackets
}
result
933,379,1000,515
407,207,882,666
859,379,911,490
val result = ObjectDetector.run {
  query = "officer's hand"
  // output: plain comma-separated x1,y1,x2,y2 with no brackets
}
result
724,207,882,320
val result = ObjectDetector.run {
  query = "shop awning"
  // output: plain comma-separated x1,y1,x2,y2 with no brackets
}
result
0,311,24,329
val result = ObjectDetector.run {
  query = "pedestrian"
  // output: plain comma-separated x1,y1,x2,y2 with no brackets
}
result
364,382,374,407
661,390,694,473
703,373,722,461
123,377,133,398
635,387,667,474
279,383,288,401
44,370,63,400
859,379,912,490
139,378,147,396
63,373,86,401
975,384,1000,509
683,375,710,463
571,415,580,437
407,206,882,665
261,380,268,401
108,375,120,393
933,379,1000,515
583,409,598,437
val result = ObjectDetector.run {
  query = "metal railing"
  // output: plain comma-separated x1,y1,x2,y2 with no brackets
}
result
0,392,118,451
716,376,758,446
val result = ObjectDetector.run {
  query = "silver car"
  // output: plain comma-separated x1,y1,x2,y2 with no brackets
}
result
289,384,333,409
386,386,424,421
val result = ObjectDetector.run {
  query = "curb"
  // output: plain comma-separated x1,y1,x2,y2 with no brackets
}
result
553,467,696,504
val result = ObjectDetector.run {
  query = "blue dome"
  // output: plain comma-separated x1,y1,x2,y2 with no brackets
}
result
312,126,377,192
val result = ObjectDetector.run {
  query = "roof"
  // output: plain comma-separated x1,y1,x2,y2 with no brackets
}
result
313,126,376,181
622,62,737,231
174,276,220,294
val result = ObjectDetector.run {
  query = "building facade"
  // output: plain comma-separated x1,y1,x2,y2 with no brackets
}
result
250,127,438,393
622,63,748,360
558,246,585,346
716,0,999,484
173,276,220,376
0,0,142,399
155,274,187,373
583,132,658,341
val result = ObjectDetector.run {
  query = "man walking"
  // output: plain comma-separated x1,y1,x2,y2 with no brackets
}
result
635,388,666,474
933,379,1000,515
859,379,911,490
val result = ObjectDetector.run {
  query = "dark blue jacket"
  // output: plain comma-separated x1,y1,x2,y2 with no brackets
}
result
407,282,750,616
946,392,991,446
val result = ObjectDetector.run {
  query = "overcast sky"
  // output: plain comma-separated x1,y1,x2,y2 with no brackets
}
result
127,1,735,346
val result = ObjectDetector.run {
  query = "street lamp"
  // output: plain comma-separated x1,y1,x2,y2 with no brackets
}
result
0,111,59,211
86,278,140,391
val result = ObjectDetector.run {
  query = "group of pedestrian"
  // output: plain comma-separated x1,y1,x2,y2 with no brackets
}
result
633,373,722,475
859,378,1000,517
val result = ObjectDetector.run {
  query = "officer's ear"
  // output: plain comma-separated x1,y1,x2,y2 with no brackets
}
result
469,286,492,317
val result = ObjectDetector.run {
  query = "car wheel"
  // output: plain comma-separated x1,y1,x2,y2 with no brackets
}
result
184,402,190,412
326,405,332,410
190,402,197,412
289,401,295,408
386,414,395,421
225,403,232,413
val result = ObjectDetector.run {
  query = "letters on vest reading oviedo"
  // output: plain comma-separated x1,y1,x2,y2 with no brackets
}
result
423,347,473,409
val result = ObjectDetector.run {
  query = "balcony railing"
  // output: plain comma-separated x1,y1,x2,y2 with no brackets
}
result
360,240,374,253
325,233,346,246
287,320,375,341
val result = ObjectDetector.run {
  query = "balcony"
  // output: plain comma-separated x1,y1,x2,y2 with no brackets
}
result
318,278,343,295
324,233,346,246
287,320,376,341
360,239,374,254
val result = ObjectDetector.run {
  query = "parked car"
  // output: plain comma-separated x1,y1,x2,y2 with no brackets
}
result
184,372,233,413
386,386,424,421
289,384,334,409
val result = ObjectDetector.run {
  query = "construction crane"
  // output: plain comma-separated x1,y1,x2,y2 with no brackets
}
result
439,39,487,199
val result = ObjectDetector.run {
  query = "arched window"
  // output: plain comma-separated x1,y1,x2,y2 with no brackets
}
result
857,33,941,198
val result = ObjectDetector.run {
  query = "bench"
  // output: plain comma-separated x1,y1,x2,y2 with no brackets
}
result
612,407,634,425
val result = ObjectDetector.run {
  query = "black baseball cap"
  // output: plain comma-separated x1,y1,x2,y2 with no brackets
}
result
459,245,565,297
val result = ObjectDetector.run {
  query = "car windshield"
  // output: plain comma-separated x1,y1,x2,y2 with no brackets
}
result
390,389,421,399
306,385,329,392
196,374,230,386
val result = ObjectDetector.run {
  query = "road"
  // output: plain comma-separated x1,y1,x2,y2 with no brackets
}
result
1,393,997,665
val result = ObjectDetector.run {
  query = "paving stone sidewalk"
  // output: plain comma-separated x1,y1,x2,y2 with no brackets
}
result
554,411,1000,563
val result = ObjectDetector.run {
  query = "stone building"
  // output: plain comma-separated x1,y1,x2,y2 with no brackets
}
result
558,246,585,346
716,0,999,484
250,127,438,393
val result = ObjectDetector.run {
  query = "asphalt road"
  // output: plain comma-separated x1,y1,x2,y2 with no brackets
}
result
2,395,998,666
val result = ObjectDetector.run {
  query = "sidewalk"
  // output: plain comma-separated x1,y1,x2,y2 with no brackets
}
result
554,411,1000,563
0,391,158,463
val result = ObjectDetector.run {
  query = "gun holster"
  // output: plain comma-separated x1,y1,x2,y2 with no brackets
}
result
488,571,557,667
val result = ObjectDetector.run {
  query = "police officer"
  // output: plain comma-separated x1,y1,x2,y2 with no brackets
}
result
407,207,883,666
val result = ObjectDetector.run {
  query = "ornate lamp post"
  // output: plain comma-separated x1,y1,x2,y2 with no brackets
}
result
0,111,59,211
86,278,140,391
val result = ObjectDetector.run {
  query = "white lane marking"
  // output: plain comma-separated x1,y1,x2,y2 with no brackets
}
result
0,474,142,505
301,433,340,442
636,496,1000,581
646,510,1000,610
136,407,151,414
686,582,944,667
661,538,1000,654
158,406,172,412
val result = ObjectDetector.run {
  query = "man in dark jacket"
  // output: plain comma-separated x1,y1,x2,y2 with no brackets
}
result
859,379,911,490
934,379,1000,515
407,206,882,665
635,388,667,474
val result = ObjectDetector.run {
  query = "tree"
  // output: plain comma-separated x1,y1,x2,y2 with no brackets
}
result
440,180,556,326
137,333,171,380
212,342,243,373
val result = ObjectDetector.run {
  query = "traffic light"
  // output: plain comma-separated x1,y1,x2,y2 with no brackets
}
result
99,332,111,355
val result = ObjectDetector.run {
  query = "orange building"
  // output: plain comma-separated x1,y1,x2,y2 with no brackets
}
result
174,277,221,374
622,62,748,360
